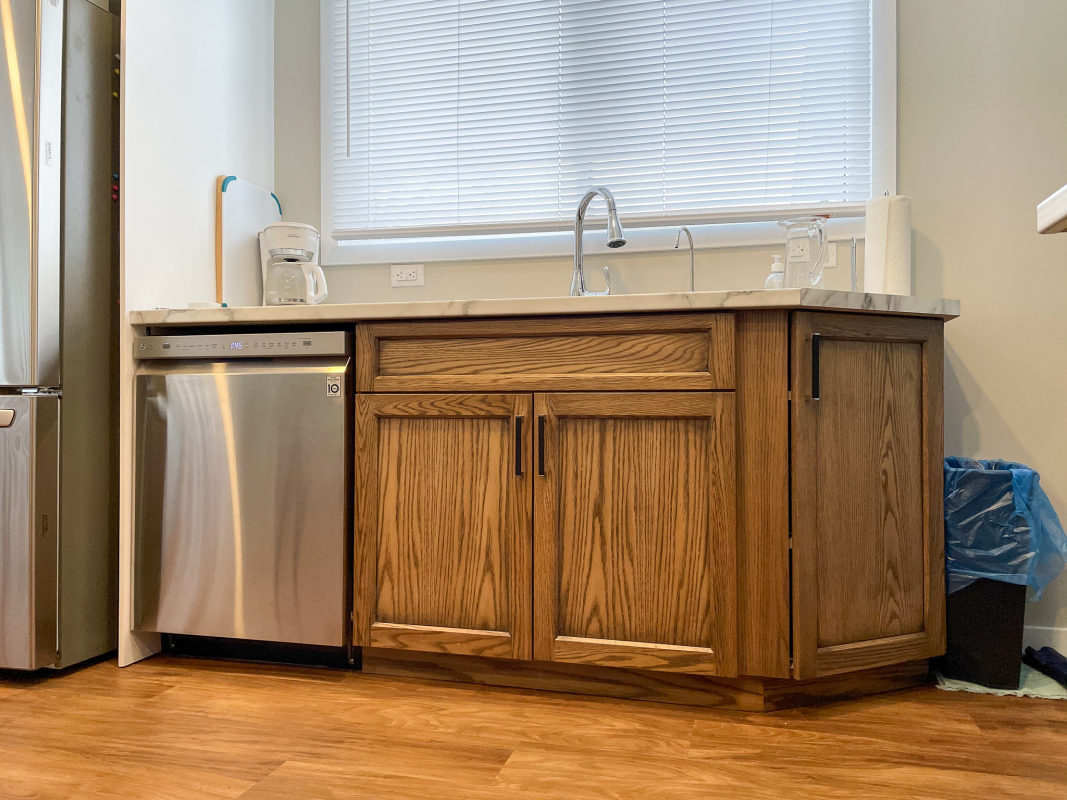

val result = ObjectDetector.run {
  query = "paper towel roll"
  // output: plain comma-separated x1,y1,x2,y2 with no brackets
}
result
863,195,913,295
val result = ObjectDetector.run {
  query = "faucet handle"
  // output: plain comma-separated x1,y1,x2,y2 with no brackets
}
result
580,266,611,296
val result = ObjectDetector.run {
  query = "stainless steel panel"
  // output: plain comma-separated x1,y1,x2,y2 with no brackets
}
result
133,359,348,647
134,331,348,360
35,0,64,387
0,0,37,386
54,0,117,669
0,394,59,670
0,0,63,388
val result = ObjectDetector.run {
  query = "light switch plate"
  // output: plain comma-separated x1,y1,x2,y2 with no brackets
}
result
391,264,425,287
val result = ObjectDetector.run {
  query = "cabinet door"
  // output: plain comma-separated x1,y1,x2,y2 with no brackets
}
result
791,313,945,679
534,393,737,677
355,394,533,659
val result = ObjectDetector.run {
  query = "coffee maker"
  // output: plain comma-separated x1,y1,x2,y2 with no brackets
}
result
258,222,329,305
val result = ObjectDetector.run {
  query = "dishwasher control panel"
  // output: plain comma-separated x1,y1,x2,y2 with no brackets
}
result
134,331,348,359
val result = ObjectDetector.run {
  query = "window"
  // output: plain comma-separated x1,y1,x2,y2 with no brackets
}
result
322,0,894,263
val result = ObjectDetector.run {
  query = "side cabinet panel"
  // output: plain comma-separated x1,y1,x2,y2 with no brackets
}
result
735,311,791,678
791,313,945,678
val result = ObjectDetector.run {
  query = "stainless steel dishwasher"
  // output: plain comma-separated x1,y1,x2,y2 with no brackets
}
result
132,331,349,647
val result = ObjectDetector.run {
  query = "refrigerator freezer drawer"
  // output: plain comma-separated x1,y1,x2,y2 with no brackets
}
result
0,395,59,669
133,358,348,647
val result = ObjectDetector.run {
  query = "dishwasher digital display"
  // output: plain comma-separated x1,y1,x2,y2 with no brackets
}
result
134,332,347,359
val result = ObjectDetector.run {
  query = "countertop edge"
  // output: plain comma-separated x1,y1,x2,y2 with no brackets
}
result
129,289,961,326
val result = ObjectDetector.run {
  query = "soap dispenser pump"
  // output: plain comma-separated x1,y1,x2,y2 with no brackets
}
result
765,255,785,289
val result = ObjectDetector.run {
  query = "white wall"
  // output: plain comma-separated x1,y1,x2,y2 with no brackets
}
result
900,0,1067,649
124,0,274,311
277,0,1067,647
119,0,275,665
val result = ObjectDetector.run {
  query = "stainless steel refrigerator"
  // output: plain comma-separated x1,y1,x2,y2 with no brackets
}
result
0,0,117,669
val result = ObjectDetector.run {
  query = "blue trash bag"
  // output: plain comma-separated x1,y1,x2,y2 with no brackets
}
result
944,458,1067,599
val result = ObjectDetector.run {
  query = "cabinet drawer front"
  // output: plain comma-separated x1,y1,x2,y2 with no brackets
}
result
356,313,734,392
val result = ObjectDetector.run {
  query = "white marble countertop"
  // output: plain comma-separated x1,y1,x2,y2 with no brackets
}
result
130,288,960,326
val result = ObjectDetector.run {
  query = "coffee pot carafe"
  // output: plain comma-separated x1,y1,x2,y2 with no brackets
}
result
259,222,328,305
264,259,328,305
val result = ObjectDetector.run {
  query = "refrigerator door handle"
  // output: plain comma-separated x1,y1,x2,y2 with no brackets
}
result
0,409,15,427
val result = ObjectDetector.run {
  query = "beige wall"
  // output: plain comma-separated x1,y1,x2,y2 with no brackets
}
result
276,1,1067,642
900,0,1067,644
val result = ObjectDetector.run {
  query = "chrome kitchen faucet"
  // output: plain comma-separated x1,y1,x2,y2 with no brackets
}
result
674,226,694,292
571,187,626,296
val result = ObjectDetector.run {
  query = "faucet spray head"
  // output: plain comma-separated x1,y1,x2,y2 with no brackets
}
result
606,209,626,248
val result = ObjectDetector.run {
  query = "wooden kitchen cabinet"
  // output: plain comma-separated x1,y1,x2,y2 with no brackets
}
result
533,392,737,677
354,393,533,659
790,312,946,678
353,308,950,708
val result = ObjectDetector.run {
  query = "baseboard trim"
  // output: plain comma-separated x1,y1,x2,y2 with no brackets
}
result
1023,626,1067,653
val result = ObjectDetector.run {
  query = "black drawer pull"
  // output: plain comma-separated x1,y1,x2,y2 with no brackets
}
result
514,415,524,476
811,333,821,400
537,415,547,477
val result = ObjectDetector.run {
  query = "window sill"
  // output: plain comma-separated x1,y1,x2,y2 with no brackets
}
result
321,217,867,267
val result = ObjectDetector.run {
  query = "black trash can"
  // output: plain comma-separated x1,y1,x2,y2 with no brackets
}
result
940,458,1067,690
942,578,1027,689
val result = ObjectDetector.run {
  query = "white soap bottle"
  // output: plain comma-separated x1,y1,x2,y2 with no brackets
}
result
765,255,785,289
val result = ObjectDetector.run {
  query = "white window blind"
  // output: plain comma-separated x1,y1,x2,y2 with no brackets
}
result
329,0,873,240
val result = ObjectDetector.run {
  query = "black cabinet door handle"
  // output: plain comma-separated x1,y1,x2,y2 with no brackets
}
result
537,415,546,477
514,415,524,476
811,333,821,400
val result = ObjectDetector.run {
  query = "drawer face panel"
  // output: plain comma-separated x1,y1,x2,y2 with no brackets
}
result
357,313,735,392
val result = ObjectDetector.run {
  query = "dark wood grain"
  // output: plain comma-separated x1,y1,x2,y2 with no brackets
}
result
791,312,947,678
370,623,514,658
376,416,510,631
355,313,735,392
551,637,720,675
355,394,533,660
534,392,736,677
734,310,791,678
362,648,769,710
556,416,712,648
379,332,710,375
815,632,933,675
815,337,926,647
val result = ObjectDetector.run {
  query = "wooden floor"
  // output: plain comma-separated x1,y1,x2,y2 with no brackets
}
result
0,656,1065,799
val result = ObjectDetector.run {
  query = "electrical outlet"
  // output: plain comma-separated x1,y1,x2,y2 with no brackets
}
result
823,241,838,268
788,238,809,261
390,264,425,287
